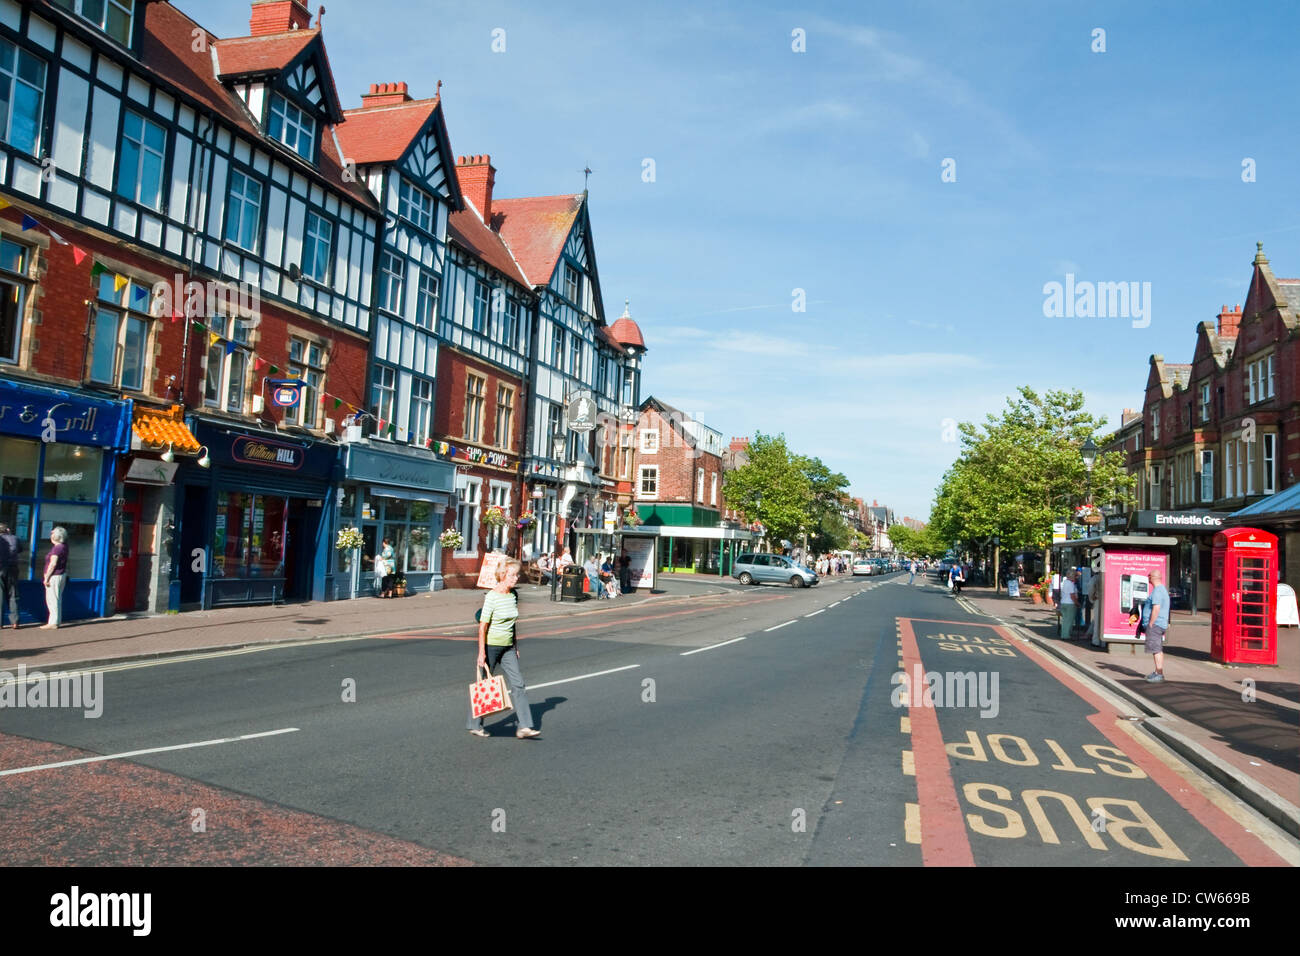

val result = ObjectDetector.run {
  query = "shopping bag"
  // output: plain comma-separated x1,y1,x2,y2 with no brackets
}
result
469,664,513,719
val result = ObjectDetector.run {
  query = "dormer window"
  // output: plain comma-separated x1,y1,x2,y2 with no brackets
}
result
268,94,316,161
51,0,134,47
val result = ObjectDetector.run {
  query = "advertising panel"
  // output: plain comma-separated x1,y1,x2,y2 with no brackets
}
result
1101,549,1168,643
622,535,656,590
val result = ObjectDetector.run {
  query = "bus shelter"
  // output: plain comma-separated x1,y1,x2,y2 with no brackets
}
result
1051,535,1177,654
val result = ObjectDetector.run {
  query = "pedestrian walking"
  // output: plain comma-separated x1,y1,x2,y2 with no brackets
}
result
0,522,22,630
378,538,396,598
42,527,69,630
1130,569,1169,682
908,559,916,585
1059,569,1078,639
618,553,632,592
1050,570,1061,608
467,558,539,738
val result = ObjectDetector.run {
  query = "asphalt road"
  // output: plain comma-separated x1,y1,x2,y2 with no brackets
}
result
1,572,1296,866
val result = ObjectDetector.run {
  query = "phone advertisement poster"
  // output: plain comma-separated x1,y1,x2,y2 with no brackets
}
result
1102,550,1168,643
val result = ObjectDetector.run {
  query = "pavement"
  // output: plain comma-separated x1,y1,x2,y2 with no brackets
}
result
0,577,714,672
956,581,1300,839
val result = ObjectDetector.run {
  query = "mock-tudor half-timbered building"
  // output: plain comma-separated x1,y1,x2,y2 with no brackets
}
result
491,187,646,559
430,155,535,587
1,0,379,618
330,81,462,596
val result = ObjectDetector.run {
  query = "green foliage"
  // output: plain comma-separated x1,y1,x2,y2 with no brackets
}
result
722,433,854,548
888,523,944,558
928,386,1136,555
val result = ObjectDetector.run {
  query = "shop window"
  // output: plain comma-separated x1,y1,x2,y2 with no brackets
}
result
0,38,47,156
487,482,510,552
90,274,151,391
455,477,480,556
212,492,287,579
42,444,101,503
0,435,39,497
407,501,433,572
0,238,31,364
284,338,323,427
38,503,96,579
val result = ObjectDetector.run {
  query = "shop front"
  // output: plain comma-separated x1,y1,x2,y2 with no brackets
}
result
175,421,339,609
1133,510,1232,611
0,377,130,624
330,443,455,599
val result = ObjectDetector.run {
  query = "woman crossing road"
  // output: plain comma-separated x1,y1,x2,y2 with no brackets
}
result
466,558,540,739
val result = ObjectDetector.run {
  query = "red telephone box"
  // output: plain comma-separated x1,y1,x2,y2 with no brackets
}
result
1211,528,1278,665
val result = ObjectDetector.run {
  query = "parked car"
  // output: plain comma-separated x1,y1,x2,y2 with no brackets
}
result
733,553,819,588
852,559,875,576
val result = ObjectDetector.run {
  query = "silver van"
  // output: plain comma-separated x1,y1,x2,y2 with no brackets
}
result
733,553,819,588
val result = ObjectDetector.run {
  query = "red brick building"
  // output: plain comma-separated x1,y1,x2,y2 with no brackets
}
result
1129,244,1300,606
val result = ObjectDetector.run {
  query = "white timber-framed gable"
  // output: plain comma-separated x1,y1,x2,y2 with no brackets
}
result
0,2,379,339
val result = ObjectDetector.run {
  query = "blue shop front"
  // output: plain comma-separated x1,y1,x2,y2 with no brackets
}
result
329,441,455,599
0,377,131,624
175,420,339,609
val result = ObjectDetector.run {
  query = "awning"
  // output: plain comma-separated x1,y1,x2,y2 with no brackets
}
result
132,405,201,454
1228,483,1300,526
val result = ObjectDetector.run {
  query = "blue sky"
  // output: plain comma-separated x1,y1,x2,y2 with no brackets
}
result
181,1,1300,521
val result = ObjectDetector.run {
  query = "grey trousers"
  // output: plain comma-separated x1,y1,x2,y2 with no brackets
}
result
467,643,534,731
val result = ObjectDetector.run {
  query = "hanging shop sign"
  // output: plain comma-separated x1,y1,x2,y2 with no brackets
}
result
565,391,597,432
267,379,305,408
125,459,179,486
463,446,514,469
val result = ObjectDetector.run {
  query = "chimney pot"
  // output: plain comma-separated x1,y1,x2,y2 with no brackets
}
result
454,154,497,227
249,0,313,36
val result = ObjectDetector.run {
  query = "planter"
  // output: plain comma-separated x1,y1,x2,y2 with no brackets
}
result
1029,591,1043,604
395,586,407,598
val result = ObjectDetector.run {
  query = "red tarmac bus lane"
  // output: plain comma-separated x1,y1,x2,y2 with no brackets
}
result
897,617,1290,867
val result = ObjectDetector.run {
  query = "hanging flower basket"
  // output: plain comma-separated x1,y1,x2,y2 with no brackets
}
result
516,510,536,529
1074,504,1104,526
336,527,363,551
622,509,642,527
483,505,509,529
438,529,464,550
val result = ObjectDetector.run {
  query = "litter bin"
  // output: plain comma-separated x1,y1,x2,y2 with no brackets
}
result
561,566,586,601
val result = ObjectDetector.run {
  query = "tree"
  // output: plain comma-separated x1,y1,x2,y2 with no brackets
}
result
796,454,851,552
928,387,1135,568
888,523,943,558
722,432,811,545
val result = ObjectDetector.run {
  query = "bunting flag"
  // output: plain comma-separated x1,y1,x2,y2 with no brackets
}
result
377,419,386,433
48,230,69,246
190,320,206,332
131,285,149,305
113,273,128,293
0,197,10,209
71,246,88,265
268,365,279,375
20,214,38,231
333,397,342,409
387,423,397,437
208,332,220,347
90,261,108,278
254,358,268,371
225,340,238,356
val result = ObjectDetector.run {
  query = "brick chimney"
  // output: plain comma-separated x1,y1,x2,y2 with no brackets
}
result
249,0,313,35
361,82,412,108
1217,303,1241,338
455,155,496,226
728,437,749,453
